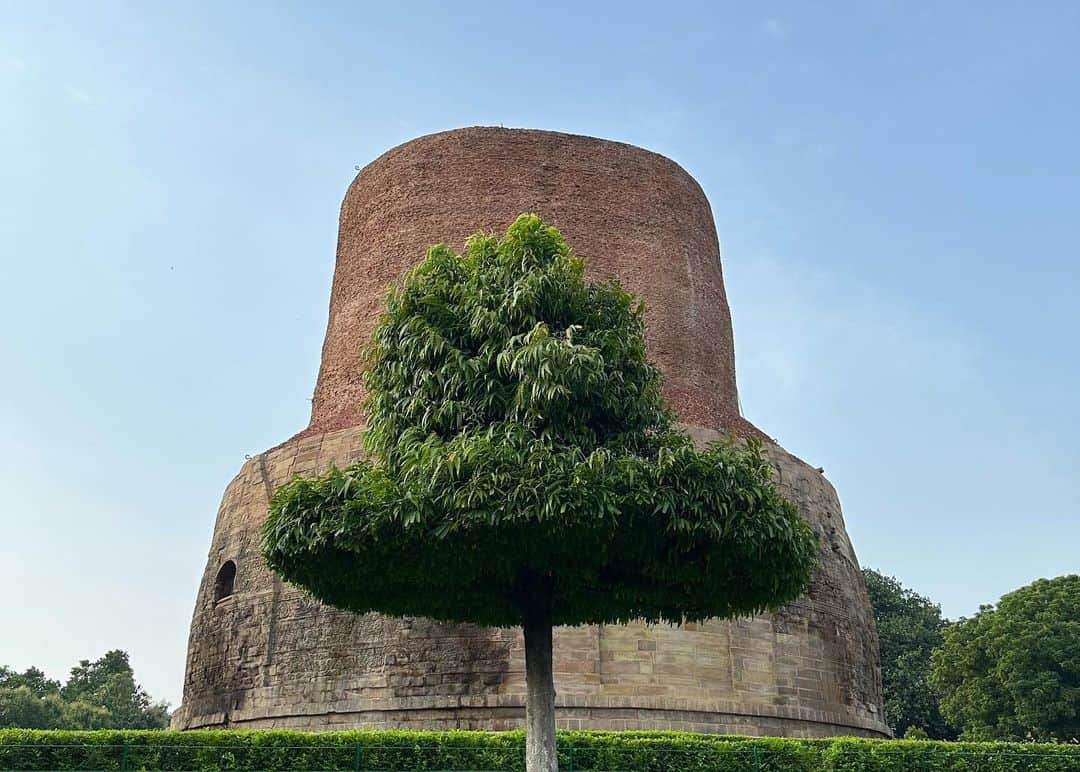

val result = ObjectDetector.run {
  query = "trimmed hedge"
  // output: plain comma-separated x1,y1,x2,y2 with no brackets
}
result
0,729,1077,771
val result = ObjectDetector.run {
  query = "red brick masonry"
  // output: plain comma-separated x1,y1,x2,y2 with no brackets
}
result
305,127,753,440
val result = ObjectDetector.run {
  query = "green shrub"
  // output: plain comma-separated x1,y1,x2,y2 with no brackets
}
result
823,738,1080,772
0,729,1077,771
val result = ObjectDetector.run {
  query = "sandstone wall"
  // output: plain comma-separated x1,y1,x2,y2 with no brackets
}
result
172,426,885,736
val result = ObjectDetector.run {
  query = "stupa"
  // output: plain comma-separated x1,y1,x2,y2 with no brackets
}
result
173,127,889,737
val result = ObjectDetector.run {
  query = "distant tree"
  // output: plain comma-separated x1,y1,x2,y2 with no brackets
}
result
62,650,169,730
60,699,113,730
930,575,1080,742
0,686,67,729
862,568,955,739
0,666,60,697
263,214,818,772
0,651,168,730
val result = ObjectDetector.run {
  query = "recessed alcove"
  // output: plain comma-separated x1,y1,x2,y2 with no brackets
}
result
213,560,236,603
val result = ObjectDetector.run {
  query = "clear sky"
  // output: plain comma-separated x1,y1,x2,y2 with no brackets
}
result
2,1,1077,709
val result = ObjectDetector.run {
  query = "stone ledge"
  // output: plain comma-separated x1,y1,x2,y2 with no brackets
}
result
182,703,888,738
179,692,889,736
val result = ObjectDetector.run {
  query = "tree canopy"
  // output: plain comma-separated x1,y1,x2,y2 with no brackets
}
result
263,214,817,771
929,574,1080,742
263,214,817,629
0,650,169,730
862,568,955,739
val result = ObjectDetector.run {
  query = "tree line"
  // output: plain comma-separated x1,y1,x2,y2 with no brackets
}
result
863,569,1078,743
3,571,1075,740
0,650,168,730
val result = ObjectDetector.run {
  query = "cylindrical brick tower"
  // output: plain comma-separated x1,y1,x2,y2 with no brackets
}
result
173,127,889,737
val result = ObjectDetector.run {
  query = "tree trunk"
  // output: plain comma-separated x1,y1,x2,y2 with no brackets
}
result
523,606,558,772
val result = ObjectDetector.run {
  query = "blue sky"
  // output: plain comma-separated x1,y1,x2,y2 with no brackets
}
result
1,1,1077,708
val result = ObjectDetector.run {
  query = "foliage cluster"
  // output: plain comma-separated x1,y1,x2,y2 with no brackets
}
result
930,574,1080,742
0,651,168,731
263,214,817,629
862,568,955,739
2,730,1079,771
867,571,1080,744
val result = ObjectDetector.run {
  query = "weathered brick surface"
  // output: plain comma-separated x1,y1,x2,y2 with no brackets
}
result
173,128,889,738
302,126,754,442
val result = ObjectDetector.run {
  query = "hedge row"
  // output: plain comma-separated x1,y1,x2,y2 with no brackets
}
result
0,729,1078,771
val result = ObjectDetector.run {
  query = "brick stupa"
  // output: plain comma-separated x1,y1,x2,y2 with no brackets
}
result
173,128,889,737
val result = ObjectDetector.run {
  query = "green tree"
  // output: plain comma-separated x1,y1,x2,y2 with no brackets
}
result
862,568,955,739
930,574,1080,741
61,699,113,730
0,666,61,697
0,667,65,729
263,215,818,772
0,686,67,729
62,650,169,730
0,652,169,730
